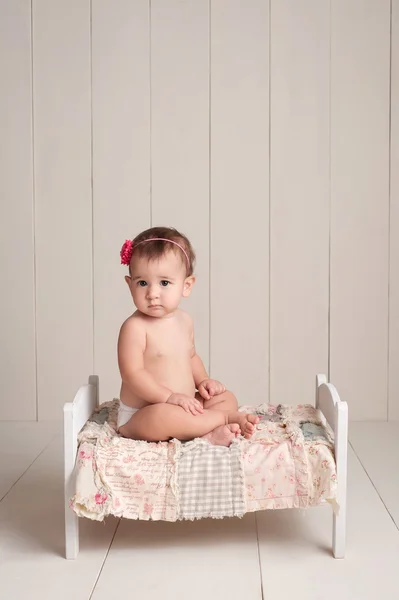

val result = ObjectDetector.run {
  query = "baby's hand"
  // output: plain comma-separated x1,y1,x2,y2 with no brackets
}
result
167,393,204,416
198,379,226,400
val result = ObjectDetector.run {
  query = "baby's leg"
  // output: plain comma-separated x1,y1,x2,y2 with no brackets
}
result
119,403,259,444
119,403,227,442
198,389,238,412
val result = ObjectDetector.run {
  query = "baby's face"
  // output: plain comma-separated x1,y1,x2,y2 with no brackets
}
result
126,251,194,318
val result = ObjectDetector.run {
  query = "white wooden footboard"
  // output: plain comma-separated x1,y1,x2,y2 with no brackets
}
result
316,374,348,558
63,375,99,559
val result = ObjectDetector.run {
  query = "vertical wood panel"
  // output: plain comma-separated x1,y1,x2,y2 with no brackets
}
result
151,0,210,368
389,0,399,421
92,1,150,403
33,0,92,420
330,0,391,420
0,1,36,420
211,0,269,404
270,0,330,406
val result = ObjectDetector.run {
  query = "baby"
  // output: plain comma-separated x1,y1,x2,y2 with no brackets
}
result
117,226,259,446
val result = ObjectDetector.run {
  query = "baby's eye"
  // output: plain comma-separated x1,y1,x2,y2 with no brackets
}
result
137,280,147,287
160,280,170,287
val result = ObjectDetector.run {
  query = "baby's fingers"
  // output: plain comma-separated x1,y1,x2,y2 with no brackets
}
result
214,383,225,395
199,385,210,400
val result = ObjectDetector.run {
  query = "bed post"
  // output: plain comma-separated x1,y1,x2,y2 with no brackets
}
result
316,374,348,558
64,401,80,559
64,375,99,559
332,400,348,558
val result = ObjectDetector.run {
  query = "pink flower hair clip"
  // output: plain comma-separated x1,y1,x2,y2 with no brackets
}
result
120,236,190,268
120,240,134,265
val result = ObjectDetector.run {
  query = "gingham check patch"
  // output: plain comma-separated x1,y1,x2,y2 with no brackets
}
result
177,439,245,520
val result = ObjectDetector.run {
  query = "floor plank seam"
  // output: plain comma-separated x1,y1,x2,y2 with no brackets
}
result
349,440,398,531
0,433,58,503
88,518,121,600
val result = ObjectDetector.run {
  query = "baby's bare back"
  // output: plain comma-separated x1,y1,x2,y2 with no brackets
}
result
120,310,195,409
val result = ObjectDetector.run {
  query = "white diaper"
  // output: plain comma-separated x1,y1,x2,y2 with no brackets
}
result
117,401,139,429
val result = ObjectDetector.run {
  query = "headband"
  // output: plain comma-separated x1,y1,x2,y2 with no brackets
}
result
120,237,190,268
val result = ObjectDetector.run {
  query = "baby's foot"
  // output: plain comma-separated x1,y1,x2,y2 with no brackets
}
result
228,412,259,439
202,423,241,447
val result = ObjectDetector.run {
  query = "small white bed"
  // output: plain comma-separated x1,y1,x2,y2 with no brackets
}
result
64,374,348,560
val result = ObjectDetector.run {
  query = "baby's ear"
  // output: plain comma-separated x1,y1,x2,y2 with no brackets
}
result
125,275,133,294
183,275,196,297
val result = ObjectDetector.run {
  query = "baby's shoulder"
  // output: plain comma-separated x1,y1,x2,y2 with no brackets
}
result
119,311,147,335
177,309,194,328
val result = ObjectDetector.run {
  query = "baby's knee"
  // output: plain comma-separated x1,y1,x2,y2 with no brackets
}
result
204,390,238,410
222,390,238,409
124,403,171,441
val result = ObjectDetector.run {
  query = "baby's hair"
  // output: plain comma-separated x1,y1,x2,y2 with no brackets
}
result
130,226,196,276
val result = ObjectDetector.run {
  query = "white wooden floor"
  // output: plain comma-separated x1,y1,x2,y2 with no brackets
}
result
0,421,398,600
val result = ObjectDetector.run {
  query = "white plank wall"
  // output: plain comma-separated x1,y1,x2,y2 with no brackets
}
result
390,0,399,421
330,0,391,420
92,0,151,403
210,0,270,404
269,0,330,405
0,1,36,420
1,1,398,422
33,0,93,420
151,0,210,368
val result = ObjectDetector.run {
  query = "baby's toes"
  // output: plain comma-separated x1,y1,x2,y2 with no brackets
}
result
227,423,240,435
247,414,260,425
244,420,257,438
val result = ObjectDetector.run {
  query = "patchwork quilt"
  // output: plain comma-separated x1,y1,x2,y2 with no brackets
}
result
70,400,338,522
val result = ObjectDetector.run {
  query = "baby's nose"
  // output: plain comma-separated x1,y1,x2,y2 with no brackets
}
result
146,285,159,299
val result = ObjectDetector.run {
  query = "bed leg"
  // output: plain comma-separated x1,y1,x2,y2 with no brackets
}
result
333,503,346,558
65,505,79,559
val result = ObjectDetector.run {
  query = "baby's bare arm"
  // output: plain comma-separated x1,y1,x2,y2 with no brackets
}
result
118,317,172,405
191,353,208,388
187,314,208,387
